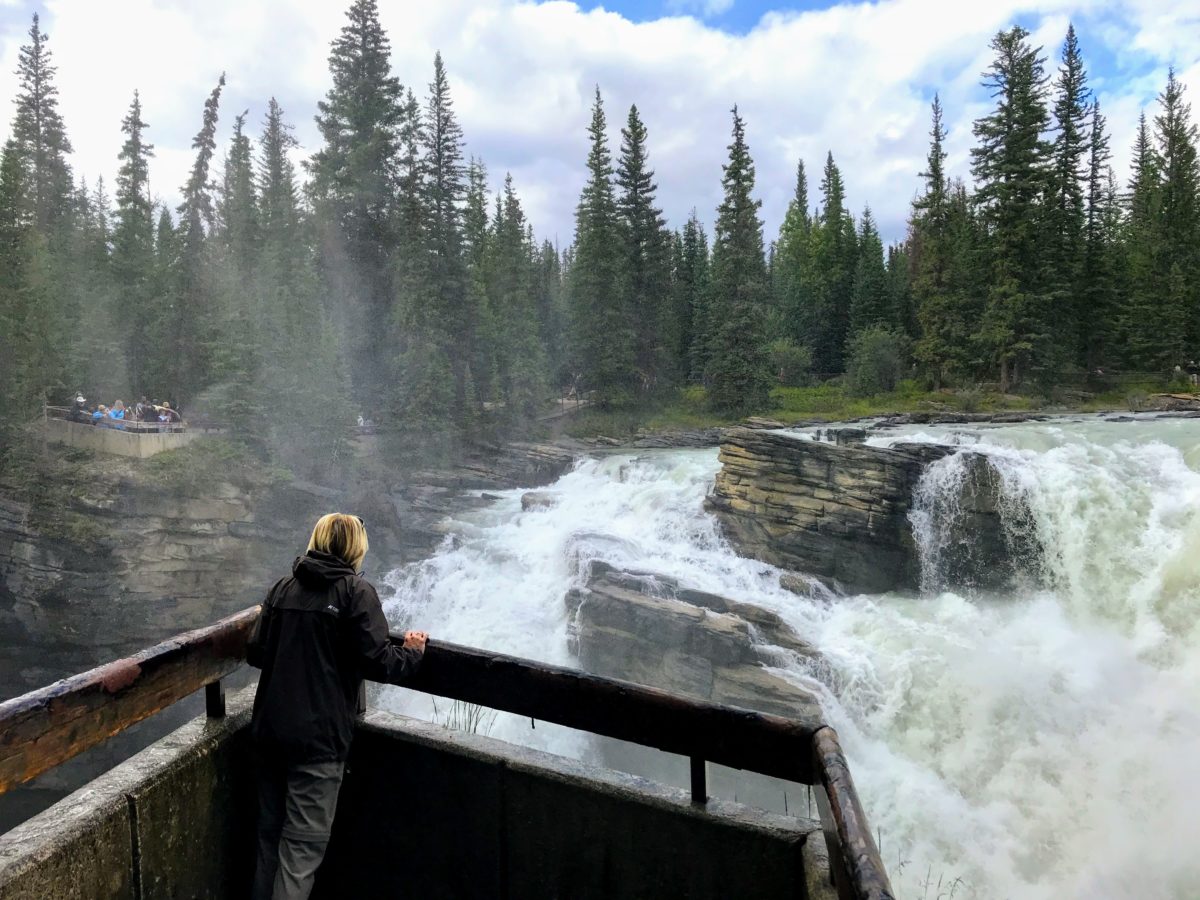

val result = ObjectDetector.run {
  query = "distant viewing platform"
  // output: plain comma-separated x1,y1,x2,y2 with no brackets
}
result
42,407,212,459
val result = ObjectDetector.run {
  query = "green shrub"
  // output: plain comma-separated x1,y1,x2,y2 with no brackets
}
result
846,327,906,397
767,339,813,387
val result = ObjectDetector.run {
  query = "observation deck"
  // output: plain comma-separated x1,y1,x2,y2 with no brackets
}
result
0,608,893,899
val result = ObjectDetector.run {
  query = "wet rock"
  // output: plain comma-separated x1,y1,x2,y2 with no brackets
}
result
705,427,1029,595
565,564,821,722
520,491,559,511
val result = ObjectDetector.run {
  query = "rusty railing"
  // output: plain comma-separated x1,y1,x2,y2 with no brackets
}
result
0,606,893,900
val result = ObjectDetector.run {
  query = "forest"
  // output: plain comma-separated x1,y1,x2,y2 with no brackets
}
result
1,0,1197,469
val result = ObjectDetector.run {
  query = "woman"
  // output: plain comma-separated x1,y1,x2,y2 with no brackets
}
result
247,513,427,900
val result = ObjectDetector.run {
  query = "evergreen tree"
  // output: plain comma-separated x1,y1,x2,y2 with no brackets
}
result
616,104,673,394
1154,69,1200,357
463,158,495,406
1123,113,1162,367
169,74,225,400
706,107,770,412
1080,100,1116,367
971,27,1053,389
675,211,710,381
422,52,471,421
308,0,405,398
774,160,813,350
217,111,259,276
11,14,73,233
1047,24,1091,363
848,207,890,336
808,152,857,373
112,91,157,392
569,88,635,404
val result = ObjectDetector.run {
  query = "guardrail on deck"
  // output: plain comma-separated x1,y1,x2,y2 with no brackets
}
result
0,606,893,900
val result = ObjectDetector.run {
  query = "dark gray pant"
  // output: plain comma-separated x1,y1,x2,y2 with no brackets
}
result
252,759,346,900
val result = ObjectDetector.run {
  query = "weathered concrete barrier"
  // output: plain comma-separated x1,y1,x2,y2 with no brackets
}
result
44,418,202,459
0,687,833,899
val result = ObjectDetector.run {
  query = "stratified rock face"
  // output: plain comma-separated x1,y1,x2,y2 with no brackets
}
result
565,561,821,722
706,428,953,595
707,428,1037,595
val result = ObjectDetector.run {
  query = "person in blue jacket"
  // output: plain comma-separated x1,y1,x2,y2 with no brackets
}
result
107,400,126,430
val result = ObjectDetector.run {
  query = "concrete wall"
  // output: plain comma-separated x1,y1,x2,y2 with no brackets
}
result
45,419,201,459
0,688,832,900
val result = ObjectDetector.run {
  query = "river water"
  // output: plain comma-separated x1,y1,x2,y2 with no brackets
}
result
380,415,1200,899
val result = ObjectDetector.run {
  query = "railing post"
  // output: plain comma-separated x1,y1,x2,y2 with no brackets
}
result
690,755,706,804
205,679,226,718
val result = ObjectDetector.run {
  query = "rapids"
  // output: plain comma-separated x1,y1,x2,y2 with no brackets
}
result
380,415,1200,899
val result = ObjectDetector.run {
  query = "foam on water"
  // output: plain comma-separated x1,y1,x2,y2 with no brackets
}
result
379,419,1200,899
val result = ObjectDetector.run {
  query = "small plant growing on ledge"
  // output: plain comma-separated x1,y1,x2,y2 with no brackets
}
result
431,698,498,736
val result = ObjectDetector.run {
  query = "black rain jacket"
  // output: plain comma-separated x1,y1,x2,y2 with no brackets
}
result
247,550,423,763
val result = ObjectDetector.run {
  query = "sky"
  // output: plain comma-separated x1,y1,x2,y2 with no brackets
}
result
0,0,1197,248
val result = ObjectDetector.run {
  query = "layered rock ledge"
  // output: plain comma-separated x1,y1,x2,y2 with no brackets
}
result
706,428,1031,595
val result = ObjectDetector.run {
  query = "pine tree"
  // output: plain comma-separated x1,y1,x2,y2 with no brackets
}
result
1123,113,1162,367
568,88,635,405
463,158,495,406
675,211,710,381
774,160,813,350
1047,24,1091,363
971,27,1053,389
308,0,405,398
217,111,259,276
11,14,73,233
706,107,770,413
808,152,857,373
616,104,672,394
169,74,225,399
111,91,157,392
422,52,471,420
1154,69,1200,357
1080,100,1115,367
848,207,890,336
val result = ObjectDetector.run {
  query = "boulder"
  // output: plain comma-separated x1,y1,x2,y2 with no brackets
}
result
565,563,820,723
520,491,559,511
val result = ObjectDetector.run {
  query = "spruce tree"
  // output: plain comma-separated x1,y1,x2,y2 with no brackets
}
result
675,211,710,381
706,107,771,413
169,74,224,400
616,104,672,394
774,160,813,351
848,207,890,336
1123,113,1162,367
1047,24,1091,363
308,0,405,398
12,14,73,233
1153,69,1200,357
422,52,471,421
112,91,157,392
971,27,1053,389
808,152,857,374
1080,100,1115,367
568,88,634,405
217,111,259,276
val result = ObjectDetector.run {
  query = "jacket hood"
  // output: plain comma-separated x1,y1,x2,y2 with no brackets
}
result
293,550,357,586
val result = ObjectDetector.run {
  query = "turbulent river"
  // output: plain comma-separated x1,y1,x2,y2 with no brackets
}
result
378,416,1200,899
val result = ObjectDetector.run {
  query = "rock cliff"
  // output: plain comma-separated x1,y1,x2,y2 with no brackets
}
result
706,428,1029,595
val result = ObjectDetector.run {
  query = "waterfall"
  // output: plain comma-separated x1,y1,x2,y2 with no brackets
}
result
378,419,1200,899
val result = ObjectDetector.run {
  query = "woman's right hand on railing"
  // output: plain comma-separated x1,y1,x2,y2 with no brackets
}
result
402,631,428,653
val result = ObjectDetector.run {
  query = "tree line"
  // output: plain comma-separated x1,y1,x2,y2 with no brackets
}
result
2,4,1197,470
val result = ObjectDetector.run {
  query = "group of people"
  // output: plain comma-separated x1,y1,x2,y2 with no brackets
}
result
66,395,182,431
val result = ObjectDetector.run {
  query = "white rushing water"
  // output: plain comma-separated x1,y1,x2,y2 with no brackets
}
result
380,416,1200,899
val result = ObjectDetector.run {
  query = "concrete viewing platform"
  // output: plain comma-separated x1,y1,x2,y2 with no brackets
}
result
43,418,202,459
0,607,893,899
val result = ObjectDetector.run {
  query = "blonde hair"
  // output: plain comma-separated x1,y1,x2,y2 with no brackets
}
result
307,513,369,572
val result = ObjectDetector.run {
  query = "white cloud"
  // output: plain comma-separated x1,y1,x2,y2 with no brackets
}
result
0,0,1196,247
